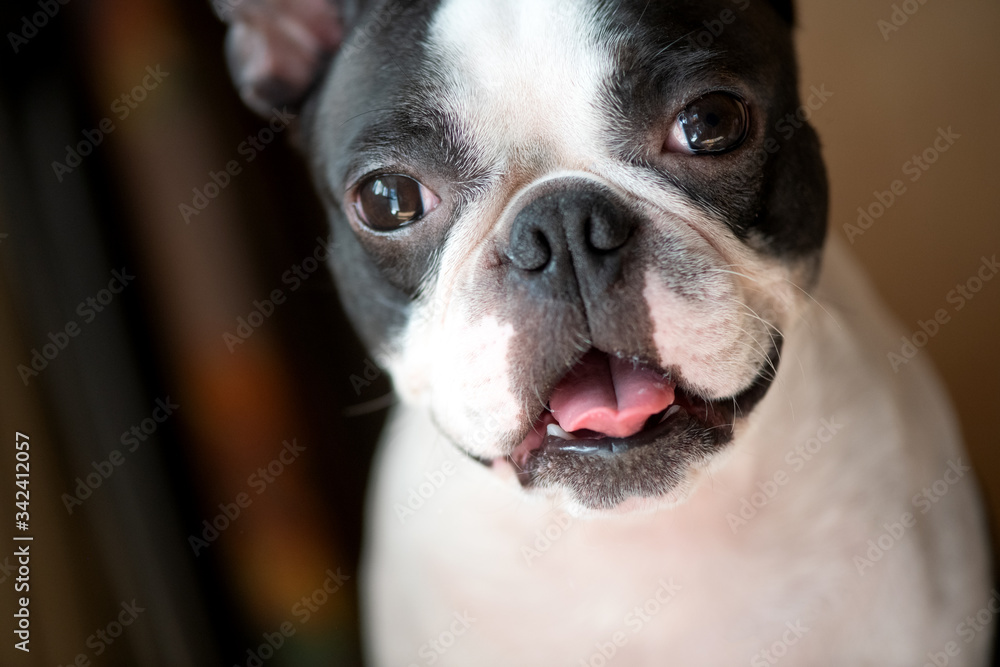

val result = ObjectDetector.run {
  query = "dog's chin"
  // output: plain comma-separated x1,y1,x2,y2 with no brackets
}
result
491,455,708,518
482,342,781,513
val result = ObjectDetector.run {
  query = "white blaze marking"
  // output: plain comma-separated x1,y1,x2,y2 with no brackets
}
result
428,0,615,167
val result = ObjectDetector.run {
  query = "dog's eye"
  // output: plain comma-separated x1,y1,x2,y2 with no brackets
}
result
354,174,439,231
666,92,749,155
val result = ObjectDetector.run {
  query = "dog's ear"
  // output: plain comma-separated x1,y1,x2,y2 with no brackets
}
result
214,0,344,116
764,0,795,25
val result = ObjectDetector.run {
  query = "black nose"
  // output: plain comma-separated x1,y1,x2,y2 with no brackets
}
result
505,184,636,299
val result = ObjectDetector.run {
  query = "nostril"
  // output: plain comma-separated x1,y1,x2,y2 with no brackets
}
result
587,210,632,253
507,228,551,271
506,184,634,277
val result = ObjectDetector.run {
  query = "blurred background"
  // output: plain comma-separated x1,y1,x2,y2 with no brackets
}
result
0,0,996,665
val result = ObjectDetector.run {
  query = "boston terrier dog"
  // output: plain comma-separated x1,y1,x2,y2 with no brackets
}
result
217,0,992,664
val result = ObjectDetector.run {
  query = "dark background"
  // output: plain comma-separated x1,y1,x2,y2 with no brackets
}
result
0,0,997,665
0,0,385,663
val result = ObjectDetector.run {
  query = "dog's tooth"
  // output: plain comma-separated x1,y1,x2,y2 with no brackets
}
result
546,423,577,440
659,405,682,423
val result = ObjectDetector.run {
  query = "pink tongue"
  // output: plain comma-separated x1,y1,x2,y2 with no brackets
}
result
549,351,675,439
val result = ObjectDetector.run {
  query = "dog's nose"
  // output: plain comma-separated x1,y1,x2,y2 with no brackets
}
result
505,185,636,294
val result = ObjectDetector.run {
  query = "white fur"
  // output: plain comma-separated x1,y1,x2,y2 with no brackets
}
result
427,0,616,168
359,0,990,663
383,0,625,455
362,237,992,665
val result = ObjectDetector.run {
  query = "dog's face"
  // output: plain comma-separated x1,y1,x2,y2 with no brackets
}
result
221,0,827,512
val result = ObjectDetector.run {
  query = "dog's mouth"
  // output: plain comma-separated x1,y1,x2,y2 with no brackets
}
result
497,342,781,509
509,350,680,469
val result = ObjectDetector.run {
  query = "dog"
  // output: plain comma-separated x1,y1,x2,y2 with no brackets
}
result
217,0,992,664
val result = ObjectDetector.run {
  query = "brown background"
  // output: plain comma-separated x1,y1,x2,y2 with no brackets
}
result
796,0,1000,539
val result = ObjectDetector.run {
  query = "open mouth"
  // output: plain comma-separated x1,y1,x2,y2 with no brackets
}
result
502,341,781,508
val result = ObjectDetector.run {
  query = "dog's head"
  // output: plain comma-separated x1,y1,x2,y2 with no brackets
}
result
220,0,827,512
